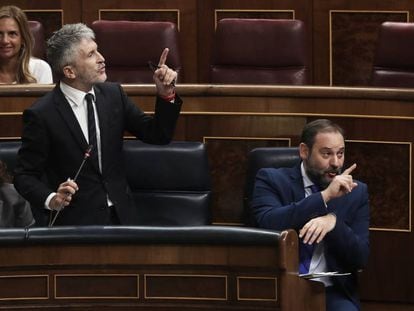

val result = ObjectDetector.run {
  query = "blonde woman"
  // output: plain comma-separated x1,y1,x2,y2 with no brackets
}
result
0,5,52,84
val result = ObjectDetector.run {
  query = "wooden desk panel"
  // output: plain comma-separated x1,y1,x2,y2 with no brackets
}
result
0,228,325,310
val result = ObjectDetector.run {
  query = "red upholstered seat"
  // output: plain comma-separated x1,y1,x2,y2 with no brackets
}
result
210,18,308,85
28,20,46,60
371,22,414,88
91,20,181,84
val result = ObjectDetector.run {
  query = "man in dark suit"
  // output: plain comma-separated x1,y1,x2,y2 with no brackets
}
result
251,119,369,311
14,23,181,226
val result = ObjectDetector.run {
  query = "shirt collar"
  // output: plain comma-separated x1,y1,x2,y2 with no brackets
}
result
60,81,95,106
301,161,314,189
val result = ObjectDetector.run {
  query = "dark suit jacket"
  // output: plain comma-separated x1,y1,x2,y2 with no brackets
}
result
251,163,370,308
0,183,34,227
14,82,182,226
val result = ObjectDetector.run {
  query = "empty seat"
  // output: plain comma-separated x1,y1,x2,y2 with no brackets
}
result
91,20,181,83
210,18,308,85
123,140,212,226
371,22,414,88
28,20,46,59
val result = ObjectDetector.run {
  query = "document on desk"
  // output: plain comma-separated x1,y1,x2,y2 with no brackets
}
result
299,271,351,279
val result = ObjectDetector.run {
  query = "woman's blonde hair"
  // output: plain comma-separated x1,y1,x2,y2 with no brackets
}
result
0,5,36,83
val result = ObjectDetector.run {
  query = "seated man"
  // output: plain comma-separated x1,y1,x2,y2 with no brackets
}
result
251,119,369,311
0,160,34,227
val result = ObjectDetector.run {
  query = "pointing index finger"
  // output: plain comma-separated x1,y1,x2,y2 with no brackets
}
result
342,163,357,175
158,48,169,67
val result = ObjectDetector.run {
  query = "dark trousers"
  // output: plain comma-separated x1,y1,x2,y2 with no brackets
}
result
326,286,359,311
106,206,121,225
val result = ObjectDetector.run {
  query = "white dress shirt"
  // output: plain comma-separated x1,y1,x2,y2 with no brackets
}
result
59,82,102,169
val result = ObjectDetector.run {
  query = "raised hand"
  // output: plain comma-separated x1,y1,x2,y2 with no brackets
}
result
152,48,177,98
321,163,358,203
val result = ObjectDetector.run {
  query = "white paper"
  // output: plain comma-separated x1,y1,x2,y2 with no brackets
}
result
299,271,351,279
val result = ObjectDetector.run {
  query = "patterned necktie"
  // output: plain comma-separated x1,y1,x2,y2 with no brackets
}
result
85,93,99,169
299,184,319,274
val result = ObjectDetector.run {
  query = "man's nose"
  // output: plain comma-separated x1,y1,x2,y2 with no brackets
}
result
330,154,340,167
97,51,105,63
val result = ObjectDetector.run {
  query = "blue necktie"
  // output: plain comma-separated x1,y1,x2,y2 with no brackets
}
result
299,184,319,274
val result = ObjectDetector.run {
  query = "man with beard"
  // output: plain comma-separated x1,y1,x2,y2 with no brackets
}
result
14,23,181,226
251,119,369,311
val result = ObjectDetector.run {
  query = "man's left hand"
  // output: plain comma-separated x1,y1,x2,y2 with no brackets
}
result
299,213,337,244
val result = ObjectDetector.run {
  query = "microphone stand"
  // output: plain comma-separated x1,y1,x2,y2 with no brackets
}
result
48,146,92,227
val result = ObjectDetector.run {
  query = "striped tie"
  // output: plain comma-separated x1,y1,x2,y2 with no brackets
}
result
299,184,319,274
85,93,99,169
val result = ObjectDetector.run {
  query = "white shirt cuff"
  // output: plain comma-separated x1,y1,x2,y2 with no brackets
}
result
45,192,56,210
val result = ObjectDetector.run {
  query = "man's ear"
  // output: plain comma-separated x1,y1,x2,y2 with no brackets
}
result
63,65,76,79
299,142,309,161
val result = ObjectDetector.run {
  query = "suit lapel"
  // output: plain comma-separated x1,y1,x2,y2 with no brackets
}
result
53,84,89,152
289,164,306,201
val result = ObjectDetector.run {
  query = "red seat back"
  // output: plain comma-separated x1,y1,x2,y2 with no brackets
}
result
91,20,181,83
210,18,308,85
371,22,414,88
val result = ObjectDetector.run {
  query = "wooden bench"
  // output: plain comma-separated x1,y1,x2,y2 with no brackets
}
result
0,225,325,310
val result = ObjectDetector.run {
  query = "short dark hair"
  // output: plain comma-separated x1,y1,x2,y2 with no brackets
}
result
300,119,345,150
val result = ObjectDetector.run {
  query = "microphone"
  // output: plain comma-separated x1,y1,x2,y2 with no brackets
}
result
48,145,93,227
73,145,92,182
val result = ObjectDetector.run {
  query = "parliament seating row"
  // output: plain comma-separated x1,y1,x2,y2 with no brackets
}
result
0,140,325,310
0,224,281,246
0,225,325,310
1,140,212,227
3,140,301,228
29,17,414,87
30,18,309,85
